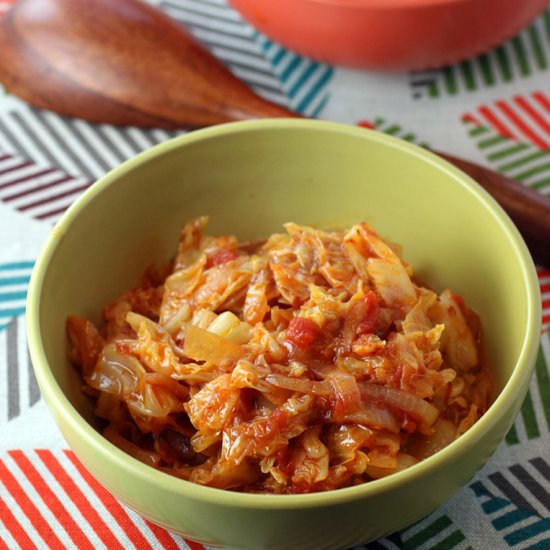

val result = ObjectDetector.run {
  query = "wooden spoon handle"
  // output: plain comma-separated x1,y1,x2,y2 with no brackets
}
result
436,151,550,268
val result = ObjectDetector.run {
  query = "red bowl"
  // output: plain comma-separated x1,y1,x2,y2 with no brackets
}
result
229,0,550,70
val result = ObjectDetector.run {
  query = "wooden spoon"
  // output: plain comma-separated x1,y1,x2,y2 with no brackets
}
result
1,0,549,267
0,0,294,127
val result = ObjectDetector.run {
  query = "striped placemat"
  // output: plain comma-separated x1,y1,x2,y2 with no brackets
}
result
1,0,549,548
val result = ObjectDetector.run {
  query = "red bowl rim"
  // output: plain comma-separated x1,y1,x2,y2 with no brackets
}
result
250,0,472,9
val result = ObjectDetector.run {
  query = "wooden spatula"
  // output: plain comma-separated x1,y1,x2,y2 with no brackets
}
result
0,0,294,127
1,0,549,267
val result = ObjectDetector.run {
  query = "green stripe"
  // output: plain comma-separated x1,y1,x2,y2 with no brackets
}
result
535,340,550,431
520,389,540,439
511,36,531,76
428,80,440,98
402,133,418,142
514,161,550,181
495,46,513,82
459,61,476,90
487,142,529,161
531,176,550,191
374,117,385,127
506,423,519,445
405,516,452,549
384,125,401,135
478,135,508,149
527,25,547,70
477,54,495,86
431,530,465,550
544,11,550,41
468,125,489,137
443,67,457,95
497,150,549,172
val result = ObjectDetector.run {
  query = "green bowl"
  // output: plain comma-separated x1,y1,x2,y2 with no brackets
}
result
27,119,541,549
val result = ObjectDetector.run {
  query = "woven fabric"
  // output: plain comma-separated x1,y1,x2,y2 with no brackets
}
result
1,1,549,548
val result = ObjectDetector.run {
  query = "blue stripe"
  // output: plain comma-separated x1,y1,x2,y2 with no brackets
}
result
271,47,287,66
280,56,302,83
261,38,273,54
0,275,31,286
296,67,334,112
0,290,27,302
0,261,34,271
505,519,550,546
311,94,329,118
483,497,510,514
470,481,491,497
0,307,26,318
524,538,550,550
493,509,534,530
288,62,320,99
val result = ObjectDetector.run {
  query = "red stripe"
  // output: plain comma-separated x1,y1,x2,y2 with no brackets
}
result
478,105,517,139
0,153,13,162
2,174,73,201
0,458,64,549
0,160,33,177
0,536,9,550
9,451,94,550
36,450,124,550
461,113,481,125
185,539,208,550
514,96,550,136
541,283,550,294
0,495,38,550
64,450,155,550
143,519,181,550
537,267,550,277
0,167,57,191
495,100,550,150
533,91,550,114
18,183,89,211
357,120,375,129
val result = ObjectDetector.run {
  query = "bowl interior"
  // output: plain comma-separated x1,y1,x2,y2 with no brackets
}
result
35,121,534,429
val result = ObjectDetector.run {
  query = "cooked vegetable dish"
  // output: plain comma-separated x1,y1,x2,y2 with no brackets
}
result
67,218,492,493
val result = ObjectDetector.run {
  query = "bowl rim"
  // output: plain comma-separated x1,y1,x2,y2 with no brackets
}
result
27,118,542,510
232,0,477,11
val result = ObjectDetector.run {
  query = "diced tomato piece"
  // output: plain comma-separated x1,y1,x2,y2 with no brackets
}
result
207,248,237,267
286,317,319,348
356,290,379,335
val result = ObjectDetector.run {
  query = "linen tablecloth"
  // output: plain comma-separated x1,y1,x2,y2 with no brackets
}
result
1,0,549,548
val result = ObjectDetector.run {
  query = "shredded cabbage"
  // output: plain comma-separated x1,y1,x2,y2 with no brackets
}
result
67,218,491,493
